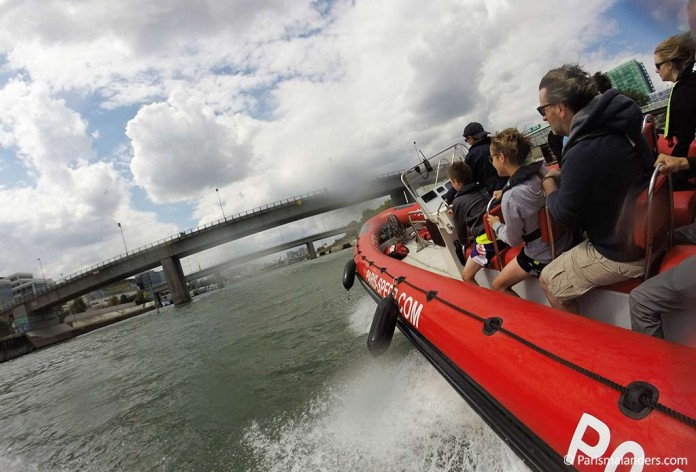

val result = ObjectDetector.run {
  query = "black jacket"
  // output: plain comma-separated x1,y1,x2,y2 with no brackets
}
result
451,182,491,244
465,137,508,194
666,66,696,158
548,90,654,262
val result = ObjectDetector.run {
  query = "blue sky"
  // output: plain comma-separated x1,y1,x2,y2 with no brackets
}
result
0,0,690,278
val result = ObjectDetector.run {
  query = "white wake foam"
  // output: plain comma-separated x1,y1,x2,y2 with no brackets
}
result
243,351,530,472
346,293,378,336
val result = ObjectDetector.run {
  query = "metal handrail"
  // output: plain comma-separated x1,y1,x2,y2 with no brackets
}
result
486,197,505,270
643,164,673,280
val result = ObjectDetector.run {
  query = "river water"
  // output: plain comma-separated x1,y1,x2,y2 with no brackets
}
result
0,251,528,472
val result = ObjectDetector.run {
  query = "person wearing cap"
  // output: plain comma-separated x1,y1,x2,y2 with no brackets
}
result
463,122,508,195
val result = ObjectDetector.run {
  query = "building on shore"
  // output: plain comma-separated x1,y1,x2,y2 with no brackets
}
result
286,247,309,264
0,273,53,303
647,87,671,105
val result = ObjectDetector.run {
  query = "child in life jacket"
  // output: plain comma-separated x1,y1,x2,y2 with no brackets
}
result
486,128,573,296
448,161,499,285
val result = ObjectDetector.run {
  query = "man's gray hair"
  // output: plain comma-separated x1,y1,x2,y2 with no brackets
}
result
539,64,598,113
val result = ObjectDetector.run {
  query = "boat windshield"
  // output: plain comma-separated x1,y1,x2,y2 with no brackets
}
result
401,144,467,218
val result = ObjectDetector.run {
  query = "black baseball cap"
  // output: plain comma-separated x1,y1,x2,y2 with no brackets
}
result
462,122,489,140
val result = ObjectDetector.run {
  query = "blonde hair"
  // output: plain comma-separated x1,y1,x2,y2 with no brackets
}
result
490,128,531,166
655,34,696,74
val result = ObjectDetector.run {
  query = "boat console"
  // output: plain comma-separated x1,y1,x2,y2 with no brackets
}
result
401,144,467,277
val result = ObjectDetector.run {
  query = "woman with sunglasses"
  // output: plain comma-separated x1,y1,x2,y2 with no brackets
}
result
654,34,696,189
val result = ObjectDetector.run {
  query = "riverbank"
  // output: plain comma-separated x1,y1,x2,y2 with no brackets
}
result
0,302,157,363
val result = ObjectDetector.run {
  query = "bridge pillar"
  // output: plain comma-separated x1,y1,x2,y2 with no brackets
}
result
11,303,30,319
161,257,191,305
389,189,408,206
306,242,317,259
214,271,225,289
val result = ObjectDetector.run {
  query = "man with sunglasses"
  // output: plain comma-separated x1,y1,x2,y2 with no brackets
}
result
537,64,654,314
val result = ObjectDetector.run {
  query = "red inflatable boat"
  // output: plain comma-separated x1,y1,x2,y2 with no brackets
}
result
344,143,696,471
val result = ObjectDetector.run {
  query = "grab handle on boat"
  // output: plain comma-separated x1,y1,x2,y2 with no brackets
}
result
482,317,503,336
618,381,659,420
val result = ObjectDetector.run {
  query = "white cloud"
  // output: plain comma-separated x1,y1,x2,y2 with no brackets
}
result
0,0,328,105
0,78,93,174
0,0,679,276
127,90,254,203
0,78,177,277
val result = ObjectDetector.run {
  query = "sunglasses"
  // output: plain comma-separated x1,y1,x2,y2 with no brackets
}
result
655,61,667,70
536,103,556,117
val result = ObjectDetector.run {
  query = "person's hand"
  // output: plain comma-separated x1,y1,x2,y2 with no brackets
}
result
487,214,500,226
542,170,560,195
655,153,689,175
544,169,561,180
492,190,502,201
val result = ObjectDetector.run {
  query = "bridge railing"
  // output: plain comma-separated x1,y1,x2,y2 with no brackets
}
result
1,172,402,312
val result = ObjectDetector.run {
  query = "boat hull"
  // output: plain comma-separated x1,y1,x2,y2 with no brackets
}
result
354,203,696,471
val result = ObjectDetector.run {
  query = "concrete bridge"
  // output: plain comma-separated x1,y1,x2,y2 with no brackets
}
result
2,172,406,321
184,225,355,283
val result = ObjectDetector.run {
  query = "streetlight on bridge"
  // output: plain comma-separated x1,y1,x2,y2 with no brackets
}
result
36,257,47,295
117,222,128,253
215,188,226,220
37,257,47,281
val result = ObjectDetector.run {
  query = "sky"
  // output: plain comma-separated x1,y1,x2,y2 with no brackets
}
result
0,0,691,279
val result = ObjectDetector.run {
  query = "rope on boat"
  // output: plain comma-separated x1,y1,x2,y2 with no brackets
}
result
356,246,696,431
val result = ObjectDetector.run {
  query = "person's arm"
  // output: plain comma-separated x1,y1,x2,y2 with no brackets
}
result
655,154,696,178
490,196,525,246
668,83,696,157
544,152,592,230
451,199,468,242
443,187,456,205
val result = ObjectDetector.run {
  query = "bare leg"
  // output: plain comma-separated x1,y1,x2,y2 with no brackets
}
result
539,272,580,314
491,259,531,297
462,258,483,285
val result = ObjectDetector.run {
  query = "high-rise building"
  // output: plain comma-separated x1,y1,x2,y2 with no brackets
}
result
607,60,655,96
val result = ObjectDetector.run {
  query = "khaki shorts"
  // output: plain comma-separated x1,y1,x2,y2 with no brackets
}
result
541,239,644,302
